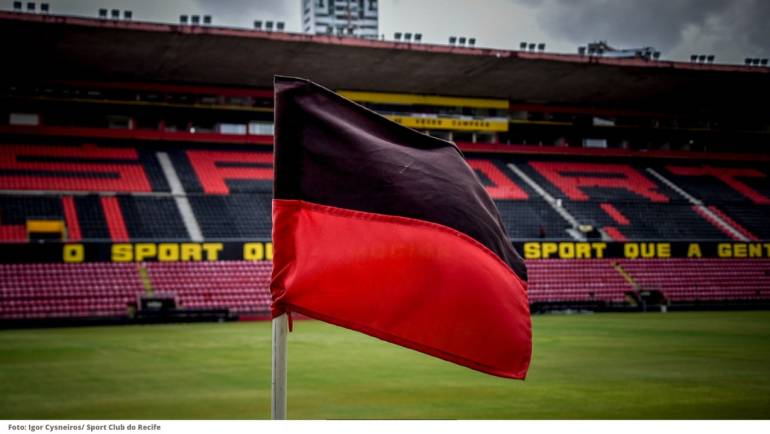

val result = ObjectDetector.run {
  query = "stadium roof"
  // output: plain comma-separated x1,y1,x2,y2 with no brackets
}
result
2,11,769,113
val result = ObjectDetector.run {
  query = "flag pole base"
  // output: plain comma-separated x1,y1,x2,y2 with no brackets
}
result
271,313,288,419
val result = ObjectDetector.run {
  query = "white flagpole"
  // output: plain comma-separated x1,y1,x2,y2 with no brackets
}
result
271,313,288,419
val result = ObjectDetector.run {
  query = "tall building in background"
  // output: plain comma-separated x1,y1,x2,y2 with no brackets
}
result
302,0,378,39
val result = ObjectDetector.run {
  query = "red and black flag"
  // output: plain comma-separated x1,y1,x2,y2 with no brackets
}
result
271,76,531,379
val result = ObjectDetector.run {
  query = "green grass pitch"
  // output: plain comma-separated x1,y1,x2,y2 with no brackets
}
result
2,311,770,419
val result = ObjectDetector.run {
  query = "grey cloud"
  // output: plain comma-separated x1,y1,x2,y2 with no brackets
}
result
516,0,769,57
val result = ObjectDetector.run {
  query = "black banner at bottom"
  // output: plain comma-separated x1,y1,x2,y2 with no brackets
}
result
0,241,769,263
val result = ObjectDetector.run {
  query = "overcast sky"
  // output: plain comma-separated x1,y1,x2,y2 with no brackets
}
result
20,0,770,64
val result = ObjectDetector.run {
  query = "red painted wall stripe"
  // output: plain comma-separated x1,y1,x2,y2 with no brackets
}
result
187,150,273,194
100,196,129,242
707,205,759,241
666,166,770,204
0,224,26,242
61,196,81,242
467,159,528,200
600,203,630,226
691,205,741,241
602,226,628,241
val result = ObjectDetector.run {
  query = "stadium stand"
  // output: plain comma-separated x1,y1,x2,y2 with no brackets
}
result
618,259,770,303
527,260,629,304
188,194,272,240
1,11,768,324
1,144,766,244
527,258,770,308
118,196,189,240
3,143,769,321
0,263,143,319
145,261,272,315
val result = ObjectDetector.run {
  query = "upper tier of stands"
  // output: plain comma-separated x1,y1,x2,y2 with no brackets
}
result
1,142,768,242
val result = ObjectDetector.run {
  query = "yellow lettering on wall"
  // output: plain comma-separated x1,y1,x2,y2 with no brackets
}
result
135,243,157,262
748,243,763,258
112,244,133,262
717,243,732,258
181,243,202,261
202,243,223,261
687,243,702,258
733,243,747,258
523,242,541,259
158,243,180,261
244,242,265,261
266,242,274,261
384,115,508,132
559,243,575,259
640,243,656,258
542,242,558,259
575,243,591,259
592,243,607,259
63,244,84,263
658,243,671,258
624,243,639,259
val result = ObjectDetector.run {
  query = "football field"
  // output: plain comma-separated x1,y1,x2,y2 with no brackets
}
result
2,311,770,419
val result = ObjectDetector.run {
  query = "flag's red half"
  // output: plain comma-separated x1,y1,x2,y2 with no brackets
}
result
271,199,531,379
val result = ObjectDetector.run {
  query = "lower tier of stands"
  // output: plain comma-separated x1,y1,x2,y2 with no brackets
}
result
528,259,770,305
145,261,272,315
2,259,769,321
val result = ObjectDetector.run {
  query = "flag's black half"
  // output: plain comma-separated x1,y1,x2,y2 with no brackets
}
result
273,76,526,280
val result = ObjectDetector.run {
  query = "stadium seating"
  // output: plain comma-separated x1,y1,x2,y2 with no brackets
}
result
528,258,770,305
188,193,272,240
0,261,272,320
118,196,189,240
565,201,726,240
0,263,143,319
144,261,272,314
5,257,766,322
2,142,769,322
713,205,770,240
617,259,770,302
2,143,769,242
527,259,630,303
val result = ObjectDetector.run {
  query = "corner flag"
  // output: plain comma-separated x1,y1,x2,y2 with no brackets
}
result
270,76,531,379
